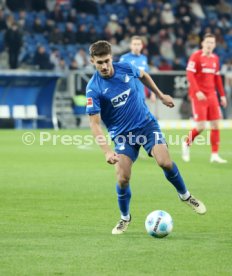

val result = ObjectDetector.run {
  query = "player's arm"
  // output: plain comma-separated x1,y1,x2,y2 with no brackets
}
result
186,57,207,101
215,59,227,108
89,114,119,165
139,70,174,108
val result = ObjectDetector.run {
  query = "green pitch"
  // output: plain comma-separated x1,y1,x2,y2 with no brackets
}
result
0,129,231,275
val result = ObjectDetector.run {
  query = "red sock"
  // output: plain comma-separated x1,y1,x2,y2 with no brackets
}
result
210,129,220,153
186,128,199,146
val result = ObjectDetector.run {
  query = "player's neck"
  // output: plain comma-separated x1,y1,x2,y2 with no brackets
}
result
131,51,141,56
202,49,212,56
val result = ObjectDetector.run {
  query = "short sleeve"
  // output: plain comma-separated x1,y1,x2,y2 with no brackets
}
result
86,87,101,115
128,63,141,78
215,56,221,75
186,53,198,73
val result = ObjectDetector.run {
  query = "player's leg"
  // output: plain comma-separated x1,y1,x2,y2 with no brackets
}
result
115,154,132,220
208,98,227,163
151,144,206,214
112,138,140,234
182,99,207,162
209,120,227,163
112,154,133,234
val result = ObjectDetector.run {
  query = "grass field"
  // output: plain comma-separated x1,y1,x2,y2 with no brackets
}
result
0,129,231,276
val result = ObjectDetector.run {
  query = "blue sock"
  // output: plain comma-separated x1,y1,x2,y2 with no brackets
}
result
163,162,187,194
116,184,131,216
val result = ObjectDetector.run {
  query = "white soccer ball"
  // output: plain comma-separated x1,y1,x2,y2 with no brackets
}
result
145,210,173,238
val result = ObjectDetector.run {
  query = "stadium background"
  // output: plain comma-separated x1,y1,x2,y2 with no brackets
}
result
0,0,232,129
0,1,231,276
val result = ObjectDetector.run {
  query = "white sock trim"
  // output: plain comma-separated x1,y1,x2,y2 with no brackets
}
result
179,191,191,201
121,214,130,221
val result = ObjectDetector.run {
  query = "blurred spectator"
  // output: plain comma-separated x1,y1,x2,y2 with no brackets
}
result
76,24,89,44
44,19,55,34
63,22,76,44
49,4,64,22
46,0,56,12
172,58,186,70
34,45,53,70
185,34,200,57
56,58,68,72
159,30,175,61
4,23,22,69
216,0,232,16
17,10,27,31
106,14,120,35
158,58,173,71
173,37,186,59
67,8,77,23
161,3,175,26
69,59,79,70
50,48,60,70
147,35,160,57
87,26,100,44
217,16,231,32
189,0,205,20
33,18,45,33
74,48,88,68
0,0,6,8
147,17,161,34
48,26,63,44
175,1,194,33
0,8,7,31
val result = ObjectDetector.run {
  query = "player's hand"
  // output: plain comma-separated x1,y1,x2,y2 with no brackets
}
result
161,94,175,108
220,96,227,108
196,91,207,101
105,151,119,165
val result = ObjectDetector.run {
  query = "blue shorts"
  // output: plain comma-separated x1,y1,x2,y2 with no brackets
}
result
114,119,166,162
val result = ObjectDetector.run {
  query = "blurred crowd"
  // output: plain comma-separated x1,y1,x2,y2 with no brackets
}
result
0,0,232,73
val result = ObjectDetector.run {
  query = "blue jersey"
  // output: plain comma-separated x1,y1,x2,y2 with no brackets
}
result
120,52,149,100
86,62,154,139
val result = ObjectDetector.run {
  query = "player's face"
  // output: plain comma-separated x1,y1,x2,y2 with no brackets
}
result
130,39,143,55
91,54,114,78
202,37,216,55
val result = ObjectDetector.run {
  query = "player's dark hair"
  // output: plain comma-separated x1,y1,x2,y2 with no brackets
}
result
203,33,215,40
89,41,112,57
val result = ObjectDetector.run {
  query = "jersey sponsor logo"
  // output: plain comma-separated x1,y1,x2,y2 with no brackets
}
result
202,68,216,74
111,88,131,107
86,97,93,108
124,74,131,83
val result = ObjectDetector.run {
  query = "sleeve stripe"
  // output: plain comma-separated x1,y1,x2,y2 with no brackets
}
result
186,68,196,72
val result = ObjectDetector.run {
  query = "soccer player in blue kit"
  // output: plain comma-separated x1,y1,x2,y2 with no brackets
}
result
86,41,206,235
120,36,156,104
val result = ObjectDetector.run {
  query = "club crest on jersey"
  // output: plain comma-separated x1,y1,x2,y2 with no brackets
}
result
111,89,131,107
86,97,93,107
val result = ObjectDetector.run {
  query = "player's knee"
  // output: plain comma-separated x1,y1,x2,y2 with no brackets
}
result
197,127,205,132
117,175,130,187
157,159,172,170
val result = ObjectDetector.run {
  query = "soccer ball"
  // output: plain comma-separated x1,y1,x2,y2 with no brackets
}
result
145,210,173,238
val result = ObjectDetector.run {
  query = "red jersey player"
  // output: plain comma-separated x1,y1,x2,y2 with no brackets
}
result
182,33,227,163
